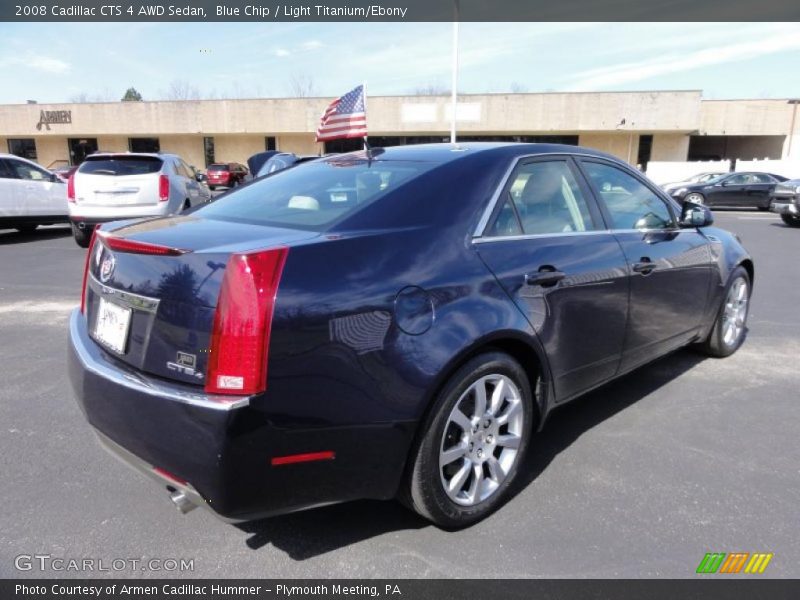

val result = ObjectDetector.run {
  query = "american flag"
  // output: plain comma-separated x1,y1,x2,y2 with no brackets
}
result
316,85,367,142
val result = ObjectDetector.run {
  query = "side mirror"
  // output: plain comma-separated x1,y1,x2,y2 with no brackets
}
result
195,172,206,182
680,202,714,228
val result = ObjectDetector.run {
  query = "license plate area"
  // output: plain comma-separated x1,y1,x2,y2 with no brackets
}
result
92,297,132,354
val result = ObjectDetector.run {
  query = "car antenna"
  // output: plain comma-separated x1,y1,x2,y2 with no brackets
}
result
363,136,374,163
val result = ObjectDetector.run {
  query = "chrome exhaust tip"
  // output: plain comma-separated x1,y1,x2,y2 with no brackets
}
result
169,490,198,514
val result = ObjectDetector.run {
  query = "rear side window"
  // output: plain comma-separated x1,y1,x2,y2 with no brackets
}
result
488,160,597,236
195,157,435,231
582,161,674,230
78,156,163,176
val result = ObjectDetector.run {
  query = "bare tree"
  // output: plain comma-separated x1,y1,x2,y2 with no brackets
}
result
67,89,116,103
510,81,529,93
163,80,201,101
410,83,450,96
288,74,318,98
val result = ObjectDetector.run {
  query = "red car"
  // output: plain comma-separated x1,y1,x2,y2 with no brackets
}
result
205,162,248,190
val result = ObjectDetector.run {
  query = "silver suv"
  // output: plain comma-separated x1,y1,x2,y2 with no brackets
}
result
68,152,211,247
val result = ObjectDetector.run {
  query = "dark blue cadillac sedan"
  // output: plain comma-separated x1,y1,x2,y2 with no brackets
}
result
68,143,753,528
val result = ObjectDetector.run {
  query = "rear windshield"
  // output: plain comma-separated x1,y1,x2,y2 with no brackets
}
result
207,164,229,171
79,156,163,176
195,157,435,231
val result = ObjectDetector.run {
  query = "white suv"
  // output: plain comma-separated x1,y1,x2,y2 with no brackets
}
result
68,152,211,247
0,153,68,233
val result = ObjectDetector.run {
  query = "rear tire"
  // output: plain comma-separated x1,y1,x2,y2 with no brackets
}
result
182,200,191,212
71,223,91,248
781,214,800,227
15,224,38,234
403,352,534,528
699,266,750,358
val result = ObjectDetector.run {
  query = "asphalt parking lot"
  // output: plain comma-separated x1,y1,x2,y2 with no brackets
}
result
0,211,797,579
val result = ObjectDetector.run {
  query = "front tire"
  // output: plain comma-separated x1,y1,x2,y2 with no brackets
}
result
699,266,751,358
781,214,800,227
71,223,91,248
403,352,534,528
685,193,705,205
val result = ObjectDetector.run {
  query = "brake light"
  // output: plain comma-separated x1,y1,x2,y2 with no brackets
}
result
80,228,99,314
206,247,288,396
67,174,75,202
159,174,169,201
99,233,187,256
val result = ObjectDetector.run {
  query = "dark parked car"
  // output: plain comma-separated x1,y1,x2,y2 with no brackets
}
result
669,171,787,210
770,178,800,227
68,143,753,528
206,162,248,190
255,152,323,178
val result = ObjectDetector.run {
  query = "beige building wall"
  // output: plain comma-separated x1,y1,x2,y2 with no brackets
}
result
213,135,266,165
35,137,68,168
650,134,690,161
277,134,319,155
96,135,129,153
159,135,205,168
579,133,641,164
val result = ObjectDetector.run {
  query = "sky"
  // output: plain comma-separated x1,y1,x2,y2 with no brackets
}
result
1,22,799,104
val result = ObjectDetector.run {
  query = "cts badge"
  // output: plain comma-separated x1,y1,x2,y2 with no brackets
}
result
99,252,116,283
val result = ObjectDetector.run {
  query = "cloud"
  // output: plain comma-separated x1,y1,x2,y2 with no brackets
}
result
565,31,800,90
301,40,323,50
0,54,71,74
274,48,291,57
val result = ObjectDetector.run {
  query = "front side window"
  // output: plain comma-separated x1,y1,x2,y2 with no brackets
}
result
7,159,48,181
582,161,674,230
726,173,750,185
488,160,597,236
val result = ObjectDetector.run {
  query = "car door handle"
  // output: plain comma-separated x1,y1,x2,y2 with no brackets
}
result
524,268,565,287
632,259,657,275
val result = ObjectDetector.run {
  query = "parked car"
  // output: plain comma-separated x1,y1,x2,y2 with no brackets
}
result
68,143,753,528
660,172,726,194
0,153,68,233
769,178,800,227
256,153,323,178
206,162,248,190
247,151,280,177
52,165,79,182
68,152,211,247
669,171,788,210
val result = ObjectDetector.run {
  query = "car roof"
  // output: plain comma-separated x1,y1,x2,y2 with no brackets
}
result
87,152,176,159
321,142,621,165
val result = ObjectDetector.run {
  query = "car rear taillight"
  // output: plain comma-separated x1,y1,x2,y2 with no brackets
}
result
206,247,288,396
159,174,169,201
80,228,99,314
67,174,75,202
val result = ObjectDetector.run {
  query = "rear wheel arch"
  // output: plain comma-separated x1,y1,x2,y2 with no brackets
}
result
413,333,549,443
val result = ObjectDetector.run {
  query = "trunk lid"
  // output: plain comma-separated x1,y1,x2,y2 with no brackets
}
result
84,214,317,387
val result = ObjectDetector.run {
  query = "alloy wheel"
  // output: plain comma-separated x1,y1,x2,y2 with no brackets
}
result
685,193,704,204
439,374,525,506
722,277,748,346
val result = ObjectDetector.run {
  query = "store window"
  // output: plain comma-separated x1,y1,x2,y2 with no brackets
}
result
203,137,215,167
265,136,277,151
7,138,37,160
128,137,160,153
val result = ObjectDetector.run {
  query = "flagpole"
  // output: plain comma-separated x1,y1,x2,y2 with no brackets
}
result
362,81,371,156
450,0,460,145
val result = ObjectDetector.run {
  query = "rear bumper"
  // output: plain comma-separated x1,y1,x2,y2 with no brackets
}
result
770,200,799,215
67,309,412,521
